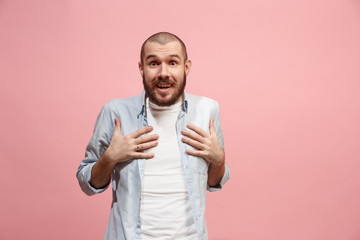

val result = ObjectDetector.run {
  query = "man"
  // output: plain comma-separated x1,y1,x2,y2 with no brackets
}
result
77,32,230,240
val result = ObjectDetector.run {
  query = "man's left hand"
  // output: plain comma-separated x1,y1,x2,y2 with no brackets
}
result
181,119,225,166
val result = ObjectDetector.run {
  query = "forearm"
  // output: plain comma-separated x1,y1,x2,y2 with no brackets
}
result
207,159,225,187
90,151,116,189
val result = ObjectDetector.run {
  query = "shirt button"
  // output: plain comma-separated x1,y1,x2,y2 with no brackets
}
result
143,123,146,126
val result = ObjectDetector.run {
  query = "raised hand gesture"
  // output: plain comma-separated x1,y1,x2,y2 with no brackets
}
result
105,118,159,163
181,119,224,167
90,118,158,189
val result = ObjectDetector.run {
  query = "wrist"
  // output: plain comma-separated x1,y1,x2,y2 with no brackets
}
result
100,150,117,168
212,151,225,167
211,157,225,168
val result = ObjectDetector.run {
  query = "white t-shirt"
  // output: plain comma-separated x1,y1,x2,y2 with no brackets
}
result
140,99,196,239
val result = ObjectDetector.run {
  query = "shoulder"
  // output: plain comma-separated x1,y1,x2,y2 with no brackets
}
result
95,93,144,122
103,93,144,111
186,93,219,109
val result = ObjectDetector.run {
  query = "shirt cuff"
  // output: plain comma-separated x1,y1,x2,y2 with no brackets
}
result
78,162,110,196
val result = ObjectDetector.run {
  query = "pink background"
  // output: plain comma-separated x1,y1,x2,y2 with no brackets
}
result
1,0,360,239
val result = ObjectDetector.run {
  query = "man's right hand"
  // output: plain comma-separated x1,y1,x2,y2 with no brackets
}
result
104,118,159,164
90,118,158,189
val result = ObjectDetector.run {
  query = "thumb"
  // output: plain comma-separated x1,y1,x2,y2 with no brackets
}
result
114,118,122,135
209,118,216,136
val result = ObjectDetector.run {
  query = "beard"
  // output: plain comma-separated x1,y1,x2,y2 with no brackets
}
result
143,74,186,107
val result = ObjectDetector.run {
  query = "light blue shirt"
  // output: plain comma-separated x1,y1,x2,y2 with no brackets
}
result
76,91,230,240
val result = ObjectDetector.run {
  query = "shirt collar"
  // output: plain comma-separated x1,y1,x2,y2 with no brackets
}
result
138,90,188,118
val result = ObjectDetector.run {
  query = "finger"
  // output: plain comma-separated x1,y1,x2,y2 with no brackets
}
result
182,136,204,150
182,128,204,143
186,148,205,158
137,140,158,151
209,118,217,136
135,133,159,144
130,126,154,138
187,123,208,137
133,152,155,159
114,118,122,135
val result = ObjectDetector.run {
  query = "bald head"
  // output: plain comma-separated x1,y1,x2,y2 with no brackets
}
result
140,32,188,64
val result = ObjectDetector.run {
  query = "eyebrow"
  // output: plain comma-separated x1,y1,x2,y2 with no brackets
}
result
146,55,157,61
146,54,181,61
169,54,181,60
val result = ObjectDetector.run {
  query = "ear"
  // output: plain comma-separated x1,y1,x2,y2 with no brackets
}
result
185,59,192,76
138,62,144,77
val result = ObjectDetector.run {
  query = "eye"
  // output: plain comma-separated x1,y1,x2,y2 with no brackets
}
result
170,61,177,66
149,61,158,66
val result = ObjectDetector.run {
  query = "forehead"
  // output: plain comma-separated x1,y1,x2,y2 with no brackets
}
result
143,41,184,60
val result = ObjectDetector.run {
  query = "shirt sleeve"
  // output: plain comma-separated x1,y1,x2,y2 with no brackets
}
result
76,103,115,196
207,100,230,192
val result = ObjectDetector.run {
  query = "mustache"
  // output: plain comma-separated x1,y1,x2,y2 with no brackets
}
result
154,77,174,84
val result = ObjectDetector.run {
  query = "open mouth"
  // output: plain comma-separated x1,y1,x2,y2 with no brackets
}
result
156,84,171,88
156,84,171,90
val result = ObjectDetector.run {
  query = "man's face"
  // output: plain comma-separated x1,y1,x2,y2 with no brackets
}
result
139,41,191,106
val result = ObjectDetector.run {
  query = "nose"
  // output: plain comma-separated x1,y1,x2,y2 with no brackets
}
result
157,63,170,80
